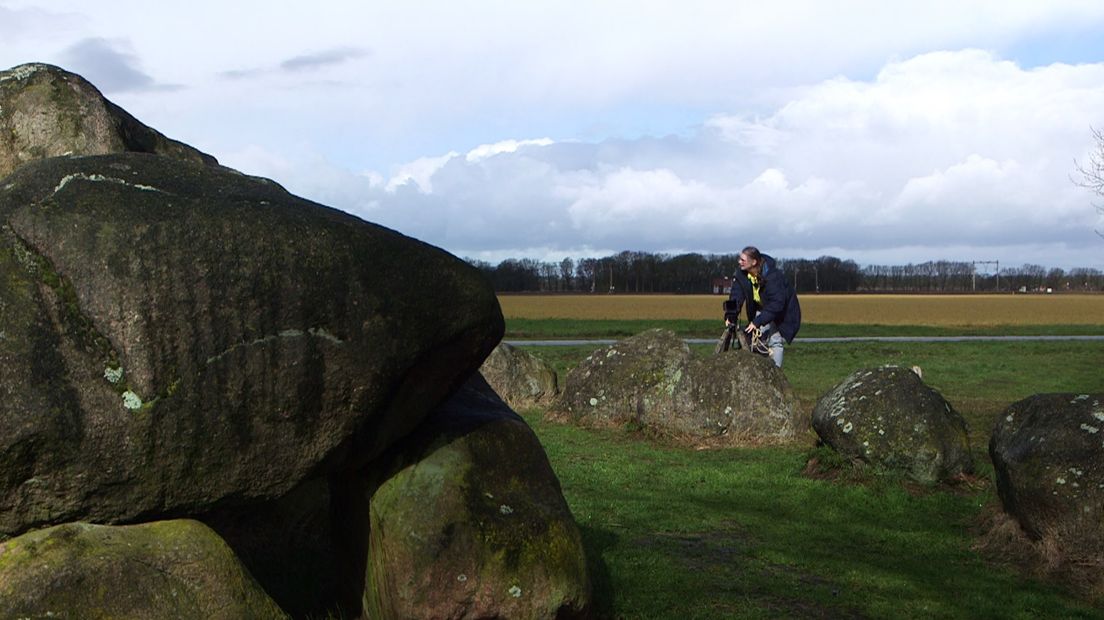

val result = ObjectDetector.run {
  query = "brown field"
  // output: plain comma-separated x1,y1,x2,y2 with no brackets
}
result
498,293,1104,326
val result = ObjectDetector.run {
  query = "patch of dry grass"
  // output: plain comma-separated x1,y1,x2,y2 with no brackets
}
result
498,293,1104,326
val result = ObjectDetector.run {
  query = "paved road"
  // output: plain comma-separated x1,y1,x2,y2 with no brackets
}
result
506,335,1104,346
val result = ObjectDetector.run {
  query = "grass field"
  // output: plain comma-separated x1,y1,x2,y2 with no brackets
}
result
499,293,1104,326
503,301,1104,618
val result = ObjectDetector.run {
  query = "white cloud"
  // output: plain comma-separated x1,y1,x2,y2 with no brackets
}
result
276,49,1101,268
4,4,1104,268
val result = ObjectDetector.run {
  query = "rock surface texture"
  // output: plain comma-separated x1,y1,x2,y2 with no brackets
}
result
358,375,591,620
0,153,503,537
0,63,216,179
812,366,973,483
551,329,803,443
480,341,559,409
990,394,1104,549
0,520,287,619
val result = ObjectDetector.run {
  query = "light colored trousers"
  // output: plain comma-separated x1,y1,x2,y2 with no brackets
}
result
754,314,785,368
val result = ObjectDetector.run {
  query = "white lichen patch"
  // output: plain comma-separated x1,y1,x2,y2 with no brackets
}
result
589,397,598,406
0,63,48,82
499,504,514,515
1080,424,1099,435
508,585,522,598
843,422,854,434
1072,394,1090,403
121,390,143,410
52,173,169,197
1093,411,1104,423
103,366,124,384
457,574,468,582
1056,477,1067,485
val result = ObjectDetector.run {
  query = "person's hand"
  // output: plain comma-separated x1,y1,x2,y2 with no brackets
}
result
744,323,757,334
725,318,733,327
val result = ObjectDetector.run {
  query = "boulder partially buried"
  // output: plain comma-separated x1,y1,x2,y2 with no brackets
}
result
990,394,1104,548
812,366,973,483
0,153,503,537
0,520,286,619
351,375,591,620
0,62,216,179
551,329,803,444
480,342,559,409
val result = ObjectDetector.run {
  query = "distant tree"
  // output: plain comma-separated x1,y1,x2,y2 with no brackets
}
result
1074,126,1104,240
559,257,574,291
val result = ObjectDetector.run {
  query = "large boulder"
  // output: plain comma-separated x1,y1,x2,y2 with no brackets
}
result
0,62,216,179
479,342,559,409
348,375,591,619
990,394,1104,547
550,329,803,444
0,520,286,619
812,366,973,483
0,153,503,537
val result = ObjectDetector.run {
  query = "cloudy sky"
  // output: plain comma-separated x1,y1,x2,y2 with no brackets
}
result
3,1,1104,269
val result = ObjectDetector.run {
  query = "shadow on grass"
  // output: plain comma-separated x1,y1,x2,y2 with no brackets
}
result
579,525,618,618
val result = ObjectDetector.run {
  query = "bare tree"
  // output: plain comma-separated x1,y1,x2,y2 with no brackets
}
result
1074,126,1104,240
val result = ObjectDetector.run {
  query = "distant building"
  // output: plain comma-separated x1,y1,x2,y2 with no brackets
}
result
712,277,732,295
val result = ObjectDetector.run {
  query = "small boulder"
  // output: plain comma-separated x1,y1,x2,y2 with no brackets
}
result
353,375,591,620
812,366,973,483
480,342,559,409
990,394,1104,547
0,520,286,619
0,62,216,179
551,329,803,443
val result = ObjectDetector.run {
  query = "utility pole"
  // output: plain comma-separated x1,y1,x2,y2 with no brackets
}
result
972,260,999,292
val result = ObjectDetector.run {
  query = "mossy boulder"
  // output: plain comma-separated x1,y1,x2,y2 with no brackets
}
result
0,519,286,619
0,63,216,179
550,329,803,444
354,375,591,619
990,394,1104,549
812,366,973,483
0,153,503,537
480,342,559,409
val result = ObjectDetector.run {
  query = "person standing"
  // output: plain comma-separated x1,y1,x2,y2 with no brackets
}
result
723,246,801,367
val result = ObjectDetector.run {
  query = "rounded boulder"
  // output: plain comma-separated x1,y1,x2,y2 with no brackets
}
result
551,329,803,444
812,366,973,483
990,393,1104,547
0,520,286,619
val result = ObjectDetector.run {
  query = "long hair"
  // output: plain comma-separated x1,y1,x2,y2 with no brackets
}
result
741,246,762,272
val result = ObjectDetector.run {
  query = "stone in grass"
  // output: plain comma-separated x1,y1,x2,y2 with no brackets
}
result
990,393,1104,551
355,374,591,620
480,341,559,410
551,328,803,444
0,520,287,619
811,366,973,484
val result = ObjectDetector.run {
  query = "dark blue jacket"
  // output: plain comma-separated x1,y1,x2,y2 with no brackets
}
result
723,254,801,343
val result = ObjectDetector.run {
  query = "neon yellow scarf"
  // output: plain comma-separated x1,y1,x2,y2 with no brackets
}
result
748,273,761,304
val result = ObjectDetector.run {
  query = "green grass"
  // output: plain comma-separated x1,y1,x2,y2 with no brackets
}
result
505,318,1104,339
516,337,1104,619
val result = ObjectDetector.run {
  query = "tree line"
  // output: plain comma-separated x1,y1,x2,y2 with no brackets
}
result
466,251,1104,293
